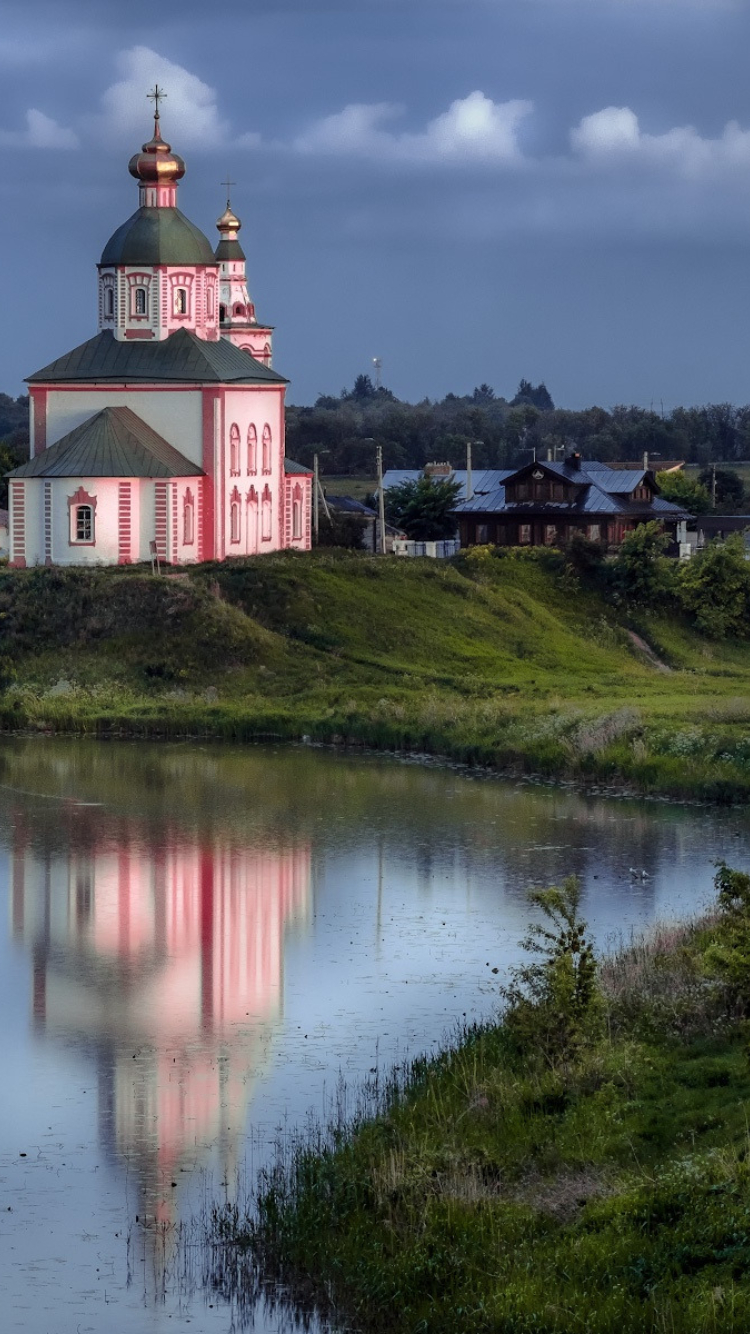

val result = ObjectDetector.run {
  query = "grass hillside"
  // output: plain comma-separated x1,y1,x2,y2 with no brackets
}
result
2,550,750,800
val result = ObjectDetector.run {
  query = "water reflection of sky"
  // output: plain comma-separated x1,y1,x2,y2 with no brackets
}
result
0,739,749,1334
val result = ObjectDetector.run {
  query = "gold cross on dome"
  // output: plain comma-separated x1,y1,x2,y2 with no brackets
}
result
147,85,167,117
222,175,236,206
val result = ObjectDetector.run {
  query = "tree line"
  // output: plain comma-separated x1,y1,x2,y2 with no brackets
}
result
286,375,750,481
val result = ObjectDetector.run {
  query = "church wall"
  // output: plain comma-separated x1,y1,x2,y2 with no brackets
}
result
45,389,204,466
49,478,124,566
221,386,287,555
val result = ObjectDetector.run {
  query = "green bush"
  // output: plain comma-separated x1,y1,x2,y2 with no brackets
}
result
678,534,750,639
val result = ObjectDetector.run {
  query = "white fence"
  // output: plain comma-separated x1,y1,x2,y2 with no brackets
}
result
392,538,461,559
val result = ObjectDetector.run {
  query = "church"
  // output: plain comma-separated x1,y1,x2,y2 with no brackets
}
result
7,91,312,568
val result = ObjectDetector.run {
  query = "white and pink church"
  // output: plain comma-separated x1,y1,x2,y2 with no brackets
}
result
8,98,312,567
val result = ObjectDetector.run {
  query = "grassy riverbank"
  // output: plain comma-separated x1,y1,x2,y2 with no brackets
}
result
2,550,750,800
213,870,750,1333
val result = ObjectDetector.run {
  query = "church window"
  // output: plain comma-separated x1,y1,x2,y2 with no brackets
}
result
175,288,187,315
74,505,93,543
134,287,147,316
105,288,114,317
247,424,257,473
230,498,241,544
207,286,215,318
230,424,240,476
292,485,303,539
262,425,272,474
261,486,272,541
183,490,195,545
246,487,258,551
263,343,271,364
219,304,226,323
234,303,244,317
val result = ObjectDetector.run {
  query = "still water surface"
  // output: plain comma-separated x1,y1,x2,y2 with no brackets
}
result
1,738,749,1333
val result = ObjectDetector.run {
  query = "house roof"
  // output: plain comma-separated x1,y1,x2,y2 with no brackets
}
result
284,458,313,475
455,458,692,521
381,468,513,501
326,494,377,516
27,328,288,386
8,406,204,479
100,206,216,267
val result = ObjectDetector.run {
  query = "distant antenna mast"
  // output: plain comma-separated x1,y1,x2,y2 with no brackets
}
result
372,357,382,390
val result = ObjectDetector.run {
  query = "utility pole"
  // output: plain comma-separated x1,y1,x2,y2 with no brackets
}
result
466,441,473,502
313,452,331,544
711,462,717,510
376,444,387,554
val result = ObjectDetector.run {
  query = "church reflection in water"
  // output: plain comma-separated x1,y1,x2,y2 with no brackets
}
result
10,809,312,1226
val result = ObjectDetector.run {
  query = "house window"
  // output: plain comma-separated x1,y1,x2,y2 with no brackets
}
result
230,424,240,476
516,483,529,501
292,485,303,539
519,523,531,545
544,523,557,545
475,523,489,544
134,287,147,316
553,484,564,501
262,425,272,473
261,487,272,541
183,491,195,545
587,523,601,542
175,288,187,315
247,424,257,473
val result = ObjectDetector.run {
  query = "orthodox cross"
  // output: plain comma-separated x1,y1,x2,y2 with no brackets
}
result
222,175,236,206
147,85,167,118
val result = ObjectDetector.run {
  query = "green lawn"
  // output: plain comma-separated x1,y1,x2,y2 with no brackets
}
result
2,549,750,800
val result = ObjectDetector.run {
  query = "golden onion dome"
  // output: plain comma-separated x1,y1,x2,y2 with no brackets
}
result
128,115,186,187
216,204,241,234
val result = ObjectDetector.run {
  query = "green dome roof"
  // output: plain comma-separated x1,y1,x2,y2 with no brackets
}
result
100,206,216,267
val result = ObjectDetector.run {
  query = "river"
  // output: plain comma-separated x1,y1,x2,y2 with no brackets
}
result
1,737,748,1333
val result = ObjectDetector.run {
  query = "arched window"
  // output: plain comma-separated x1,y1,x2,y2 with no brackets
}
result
263,342,271,364
229,424,240,476
230,487,242,544
292,484,303,540
183,489,195,545
234,303,245,317
105,288,114,317
262,425,272,474
207,285,215,318
175,288,187,315
261,486,272,541
68,488,97,545
219,304,226,323
247,424,257,473
76,505,93,542
246,487,258,552
134,287,147,316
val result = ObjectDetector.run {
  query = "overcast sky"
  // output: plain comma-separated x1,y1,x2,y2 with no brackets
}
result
4,0,750,408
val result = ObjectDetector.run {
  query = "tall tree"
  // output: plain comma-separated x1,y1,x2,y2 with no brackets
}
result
384,476,462,541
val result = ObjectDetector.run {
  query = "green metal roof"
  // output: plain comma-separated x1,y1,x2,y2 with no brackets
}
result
8,406,204,479
284,458,312,475
100,206,216,266
214,238,246,262
27,328,288,386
